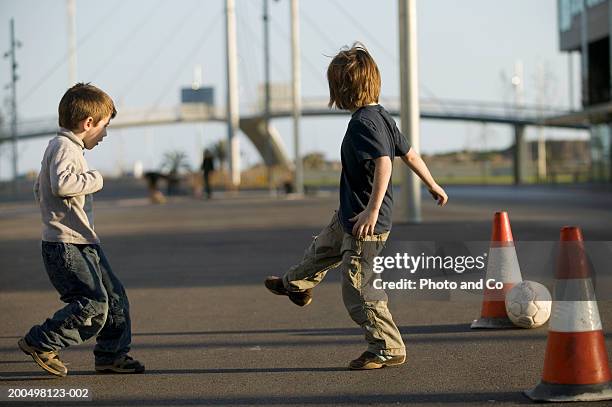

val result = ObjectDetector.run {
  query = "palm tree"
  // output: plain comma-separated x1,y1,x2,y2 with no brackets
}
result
161,151,191,176
210,139,227,171
160,150,191,195
303,152,326,170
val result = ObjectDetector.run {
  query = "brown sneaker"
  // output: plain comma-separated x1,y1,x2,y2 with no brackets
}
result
348,351,406,370
18,337,68,377
95,355,145,374
264,276,312,307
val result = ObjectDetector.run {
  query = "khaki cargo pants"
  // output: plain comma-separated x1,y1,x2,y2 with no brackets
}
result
282,211,405,357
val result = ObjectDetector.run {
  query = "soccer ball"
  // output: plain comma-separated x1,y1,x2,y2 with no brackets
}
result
505,280,552,328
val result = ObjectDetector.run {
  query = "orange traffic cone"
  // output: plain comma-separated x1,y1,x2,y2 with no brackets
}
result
525,226,612,402
471,212,523,329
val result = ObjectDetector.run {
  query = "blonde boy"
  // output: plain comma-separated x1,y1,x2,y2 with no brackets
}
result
266,44,447,369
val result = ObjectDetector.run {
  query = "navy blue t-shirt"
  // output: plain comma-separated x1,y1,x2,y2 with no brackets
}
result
339,104,411,235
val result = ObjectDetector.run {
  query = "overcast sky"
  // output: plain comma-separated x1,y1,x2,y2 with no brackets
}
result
0,0,587,179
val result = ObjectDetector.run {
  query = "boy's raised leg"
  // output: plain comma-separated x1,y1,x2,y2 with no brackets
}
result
283,211,345,290
266,212,344,306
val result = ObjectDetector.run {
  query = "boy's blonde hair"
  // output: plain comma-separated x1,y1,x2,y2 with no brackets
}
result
327,43,381,111
58,83,117,130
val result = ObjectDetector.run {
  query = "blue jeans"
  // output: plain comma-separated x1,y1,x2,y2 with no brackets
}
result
25,242,132,364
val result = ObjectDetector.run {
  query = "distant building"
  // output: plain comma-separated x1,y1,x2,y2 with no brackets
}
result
556,0,611,182
181,87,215,106
180,86,215,118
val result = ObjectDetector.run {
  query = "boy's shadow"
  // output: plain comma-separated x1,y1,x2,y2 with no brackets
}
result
0,374,58,381
2,366,348,380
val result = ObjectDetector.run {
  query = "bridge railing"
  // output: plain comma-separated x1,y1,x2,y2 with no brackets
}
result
0,105,227,139
299,96,570,120
0,98,575,140
410,98,570,120
261,96,571,121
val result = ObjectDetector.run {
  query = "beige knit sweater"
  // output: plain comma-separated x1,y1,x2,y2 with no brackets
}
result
34,129,103,244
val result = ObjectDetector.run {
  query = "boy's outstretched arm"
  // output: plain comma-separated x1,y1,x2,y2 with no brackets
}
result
350,156,392,238
401,148,448,206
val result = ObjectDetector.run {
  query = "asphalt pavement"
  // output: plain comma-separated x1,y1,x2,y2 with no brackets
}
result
1,184,612,406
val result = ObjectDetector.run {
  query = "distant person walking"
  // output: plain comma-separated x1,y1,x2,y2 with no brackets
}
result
201,149,215,199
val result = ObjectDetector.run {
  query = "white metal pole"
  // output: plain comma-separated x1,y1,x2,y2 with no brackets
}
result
512,60,526,185
536,63,547,181
568,51,575,110
398,0,421,222
609,0,612,181
512,60,524,109
9,19,18,194
263,0,271,122
263,0,276,195
67,0,77,86
609,0,612,101
225,0,240,187
290,0,303,195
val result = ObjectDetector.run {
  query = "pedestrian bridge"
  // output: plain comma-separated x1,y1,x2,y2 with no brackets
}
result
0,97,587,173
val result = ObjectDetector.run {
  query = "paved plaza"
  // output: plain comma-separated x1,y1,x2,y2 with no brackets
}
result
1,184,612,406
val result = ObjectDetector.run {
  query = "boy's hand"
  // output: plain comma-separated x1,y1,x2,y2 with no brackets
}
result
350,208,379,239
429,183,448,206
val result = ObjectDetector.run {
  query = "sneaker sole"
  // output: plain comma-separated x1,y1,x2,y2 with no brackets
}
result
95,366,145,374
289,295,312,307
384,357,406,367
349,355,406,370
18,339,67,378
349,361,385,370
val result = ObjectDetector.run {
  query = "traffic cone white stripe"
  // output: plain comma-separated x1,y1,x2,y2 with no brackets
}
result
549,300,602,332
486,247,522,283
549,278,601,332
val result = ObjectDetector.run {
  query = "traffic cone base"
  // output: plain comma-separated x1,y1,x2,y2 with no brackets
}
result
471,284,518,328
524,381,612,402
470,316,516,329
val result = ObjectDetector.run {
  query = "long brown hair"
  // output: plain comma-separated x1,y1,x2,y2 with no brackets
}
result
327,43,381,111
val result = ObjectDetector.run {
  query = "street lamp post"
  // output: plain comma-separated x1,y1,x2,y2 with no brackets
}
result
290,0,303,195
5,19,20,195
225,0,240,187
397,0,421,223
